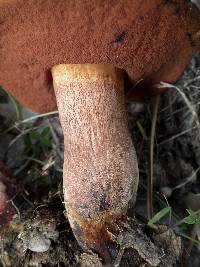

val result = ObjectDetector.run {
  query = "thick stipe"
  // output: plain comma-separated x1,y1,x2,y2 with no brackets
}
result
52,64,139,262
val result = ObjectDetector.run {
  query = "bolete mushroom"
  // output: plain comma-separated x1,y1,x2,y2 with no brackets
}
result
0,0,200,263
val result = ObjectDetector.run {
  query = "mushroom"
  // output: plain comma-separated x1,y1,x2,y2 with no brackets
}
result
0,0,200,263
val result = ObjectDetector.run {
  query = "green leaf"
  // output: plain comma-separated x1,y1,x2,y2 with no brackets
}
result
30,130,41,141
182,209,200,226
187,209,198,217
41,127,50,138
182,215,197,225
148,207,171,225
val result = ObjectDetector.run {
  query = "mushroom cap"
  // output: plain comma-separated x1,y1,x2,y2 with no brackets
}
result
0,0,200,112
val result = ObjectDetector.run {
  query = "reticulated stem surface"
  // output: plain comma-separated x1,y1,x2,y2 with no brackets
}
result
52,64,139,262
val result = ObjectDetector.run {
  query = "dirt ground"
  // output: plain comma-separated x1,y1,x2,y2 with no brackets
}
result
0,55,200,266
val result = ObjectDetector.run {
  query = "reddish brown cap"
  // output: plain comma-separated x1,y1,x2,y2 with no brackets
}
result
0,0,200,112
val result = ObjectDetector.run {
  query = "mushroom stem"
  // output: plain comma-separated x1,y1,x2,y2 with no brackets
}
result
52,64,139,262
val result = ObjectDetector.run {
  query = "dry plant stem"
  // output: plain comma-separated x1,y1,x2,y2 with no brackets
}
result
0,181,7,217
182,224,198,267
0,162,13,229
52,64,139,262
148,95,160,219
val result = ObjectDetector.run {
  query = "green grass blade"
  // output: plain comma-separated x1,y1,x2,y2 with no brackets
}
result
148,207,171,225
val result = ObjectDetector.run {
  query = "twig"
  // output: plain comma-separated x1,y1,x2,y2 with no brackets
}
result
181,224,198,267
156,81,200,147
9,199,21,219
172,167,200,191
157,82,200,134
137,121,148,141
113,248,125,267
2,110,58,134
147,95,160,219
157,126,197,147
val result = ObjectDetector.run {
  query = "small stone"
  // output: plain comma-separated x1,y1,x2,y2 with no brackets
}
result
26,234,51,253
160,187,172,198
184,192,200,211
